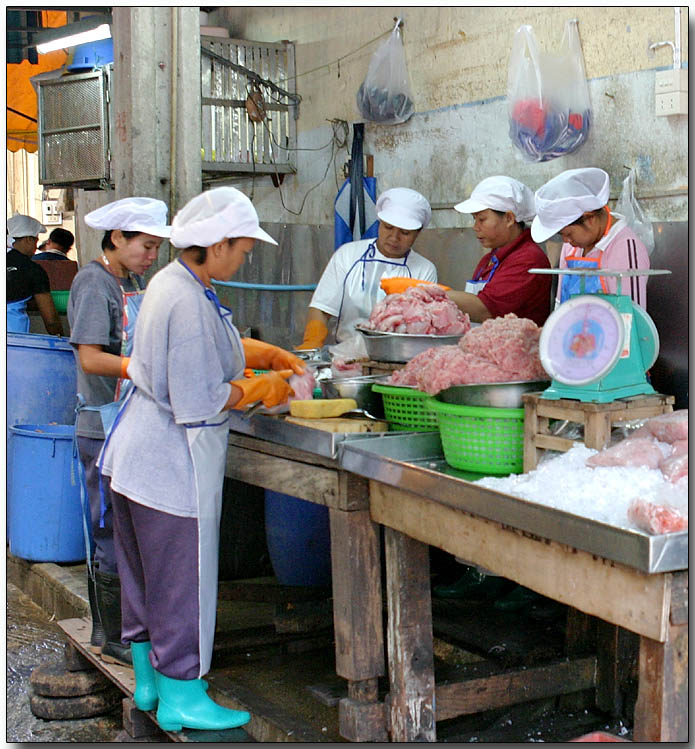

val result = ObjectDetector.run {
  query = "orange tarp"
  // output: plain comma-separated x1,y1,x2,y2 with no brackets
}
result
7,11,68,153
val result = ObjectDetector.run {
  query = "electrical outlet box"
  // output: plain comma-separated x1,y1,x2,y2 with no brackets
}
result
655,68,688,94
655,91,688,116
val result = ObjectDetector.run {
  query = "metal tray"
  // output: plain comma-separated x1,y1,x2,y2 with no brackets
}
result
438,380,550,408
339,433,687,574
355,325,463,363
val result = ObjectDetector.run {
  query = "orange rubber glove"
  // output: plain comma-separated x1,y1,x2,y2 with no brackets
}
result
120,356,131,379
231,369,295,409
380,277,451,295
296,319,328,351
241,338,305,375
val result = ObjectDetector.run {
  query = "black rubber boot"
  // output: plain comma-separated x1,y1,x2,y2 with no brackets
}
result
87,570,105,654
94,570,132,667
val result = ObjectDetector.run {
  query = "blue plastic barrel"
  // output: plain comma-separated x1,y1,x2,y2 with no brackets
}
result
264,491,332,587
8,424,88,563
7,333,77,438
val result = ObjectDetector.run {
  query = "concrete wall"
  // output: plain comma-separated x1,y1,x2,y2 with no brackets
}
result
210,6,688,227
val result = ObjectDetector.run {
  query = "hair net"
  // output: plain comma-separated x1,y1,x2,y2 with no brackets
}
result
531,168,610,242
169,187,278,249
85,197,171,238
376,187,432,230
454,176,536,222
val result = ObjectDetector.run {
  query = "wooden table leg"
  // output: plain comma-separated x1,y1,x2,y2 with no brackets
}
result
633,571,688,742
330,508,387,742
584,411,612,450
384,527,436,742
523,400,540,472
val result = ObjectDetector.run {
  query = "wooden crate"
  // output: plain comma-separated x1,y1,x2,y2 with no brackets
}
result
522,393,675,472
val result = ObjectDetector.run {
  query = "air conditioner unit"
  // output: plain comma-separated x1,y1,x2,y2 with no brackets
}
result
36,65,112,189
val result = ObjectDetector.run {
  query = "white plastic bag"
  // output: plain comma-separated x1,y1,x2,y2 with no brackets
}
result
507,20,591,162
357,21,414,124
615,170,655,256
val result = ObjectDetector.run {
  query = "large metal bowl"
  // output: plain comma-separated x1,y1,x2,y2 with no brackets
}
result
356,325,463,363
320,374,390,417
437,380,550,408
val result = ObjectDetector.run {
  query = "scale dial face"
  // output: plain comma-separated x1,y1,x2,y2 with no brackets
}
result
540,296,625,386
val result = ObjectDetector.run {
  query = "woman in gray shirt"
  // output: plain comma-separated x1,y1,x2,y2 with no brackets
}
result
68,197,171,667
101,187,304,732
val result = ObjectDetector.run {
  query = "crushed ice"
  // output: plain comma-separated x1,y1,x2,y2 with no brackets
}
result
474,443,688,532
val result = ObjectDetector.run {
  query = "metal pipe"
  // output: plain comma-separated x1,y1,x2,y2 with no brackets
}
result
212,280,317,291
168,7,178,261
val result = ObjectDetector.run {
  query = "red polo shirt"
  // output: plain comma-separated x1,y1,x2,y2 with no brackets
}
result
473,228,552,327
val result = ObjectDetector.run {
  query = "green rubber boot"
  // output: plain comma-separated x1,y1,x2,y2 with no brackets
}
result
131,641,158,711
493,585,541,612
154,671,251,732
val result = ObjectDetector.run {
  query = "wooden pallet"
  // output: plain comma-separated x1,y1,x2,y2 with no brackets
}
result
522,392,675,471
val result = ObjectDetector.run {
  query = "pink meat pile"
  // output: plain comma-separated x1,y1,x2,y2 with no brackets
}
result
389,314,547,394
585,410,688,534
364,284,471,335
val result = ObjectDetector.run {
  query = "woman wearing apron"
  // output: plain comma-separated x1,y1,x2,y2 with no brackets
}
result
68,197,171,667
100,187,305,732
297,187,437,349
445,176,552,327
532,167,650,309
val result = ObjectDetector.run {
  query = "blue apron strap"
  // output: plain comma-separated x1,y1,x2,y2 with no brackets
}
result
73,394,95,574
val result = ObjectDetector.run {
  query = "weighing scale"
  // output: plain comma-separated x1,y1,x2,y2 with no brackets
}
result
529,269,670,403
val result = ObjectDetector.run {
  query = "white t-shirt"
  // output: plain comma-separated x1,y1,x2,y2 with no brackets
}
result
309,238,437,342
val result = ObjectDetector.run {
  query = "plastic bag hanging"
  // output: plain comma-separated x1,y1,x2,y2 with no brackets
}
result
507,20,591,162
615,170,656,255
356,20,414,124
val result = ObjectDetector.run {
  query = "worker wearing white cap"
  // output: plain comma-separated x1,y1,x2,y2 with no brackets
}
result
68,196,171,669
297,186,437,348
445,176,552,326
6,213,63,335
532,167,650,309
100,187,304,733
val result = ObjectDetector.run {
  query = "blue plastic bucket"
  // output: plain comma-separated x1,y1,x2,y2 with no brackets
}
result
8,424,88,563
7,333,77,438
264,491,332,587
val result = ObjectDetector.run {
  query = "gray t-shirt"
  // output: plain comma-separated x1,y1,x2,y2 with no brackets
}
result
68,261,142,439
100,260,246,517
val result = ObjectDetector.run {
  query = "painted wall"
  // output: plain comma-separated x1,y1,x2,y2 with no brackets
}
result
211,6,688,227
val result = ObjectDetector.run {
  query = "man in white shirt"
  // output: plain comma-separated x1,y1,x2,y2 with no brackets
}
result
297,187,437,348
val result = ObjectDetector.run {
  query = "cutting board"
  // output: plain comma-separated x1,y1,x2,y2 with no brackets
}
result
284,416,388,433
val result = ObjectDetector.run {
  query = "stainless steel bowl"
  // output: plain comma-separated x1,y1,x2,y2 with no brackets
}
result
320,374,390,417
437,380,550,408
355,325,463,363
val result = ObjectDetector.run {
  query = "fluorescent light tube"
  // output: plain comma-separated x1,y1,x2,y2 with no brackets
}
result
36,23,111,54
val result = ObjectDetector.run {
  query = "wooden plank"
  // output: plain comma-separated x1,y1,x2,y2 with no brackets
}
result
329,508,385,681
370,483,670,641
534,433,576,452
523,399,540,471
284,416,388,433
594,621,640,716
434,656,597,722
584,411,612,451
338,697,388,742
669,570,688,625
384,528,436,742
227,432,337,469
633,621,688,742
225,446,340,507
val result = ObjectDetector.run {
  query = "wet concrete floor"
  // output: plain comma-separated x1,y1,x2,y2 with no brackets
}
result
6,582,123,743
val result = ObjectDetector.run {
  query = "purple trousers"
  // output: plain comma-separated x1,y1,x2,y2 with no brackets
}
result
111,490,203,680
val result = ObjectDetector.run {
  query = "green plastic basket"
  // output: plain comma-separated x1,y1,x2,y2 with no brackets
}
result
372,384,438,431
51,290,70,315
427,398,525,475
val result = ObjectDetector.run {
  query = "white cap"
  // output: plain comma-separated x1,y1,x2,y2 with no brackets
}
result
376,187,431,231
169,187,278,249
454,176,536,222
531,168,610,243
85,197,171,238
7,214,46,239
